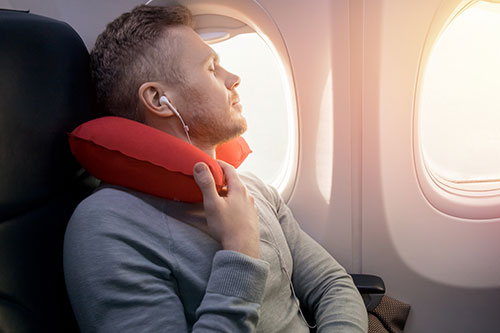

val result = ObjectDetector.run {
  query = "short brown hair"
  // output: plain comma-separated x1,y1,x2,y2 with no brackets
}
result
90,5,193,121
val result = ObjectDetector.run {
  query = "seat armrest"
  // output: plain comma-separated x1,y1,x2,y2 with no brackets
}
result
301,273,386,332
350,274,385,294
350,274,385,311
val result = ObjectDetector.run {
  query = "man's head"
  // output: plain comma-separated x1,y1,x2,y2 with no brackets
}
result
91,5,246,149
91,5,191,121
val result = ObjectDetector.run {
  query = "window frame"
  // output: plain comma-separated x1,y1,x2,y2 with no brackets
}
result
413,0,500,219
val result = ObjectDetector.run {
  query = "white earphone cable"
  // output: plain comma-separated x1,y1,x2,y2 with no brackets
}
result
160,96,192,144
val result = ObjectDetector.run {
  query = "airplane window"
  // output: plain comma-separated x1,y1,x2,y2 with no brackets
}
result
419,1,500,192
210,33,296,190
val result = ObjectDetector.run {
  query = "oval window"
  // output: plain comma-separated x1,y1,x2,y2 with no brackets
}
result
419,1,500,192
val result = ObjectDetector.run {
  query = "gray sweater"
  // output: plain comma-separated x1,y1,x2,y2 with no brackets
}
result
63,173,368,332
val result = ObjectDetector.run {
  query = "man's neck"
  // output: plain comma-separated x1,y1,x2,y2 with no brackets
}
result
192,141,216,159
145,118,216,159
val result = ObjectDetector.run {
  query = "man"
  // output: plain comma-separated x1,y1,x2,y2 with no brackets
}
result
63,4,368,332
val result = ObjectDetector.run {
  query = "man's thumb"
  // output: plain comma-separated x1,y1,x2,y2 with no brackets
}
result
193,162,218,200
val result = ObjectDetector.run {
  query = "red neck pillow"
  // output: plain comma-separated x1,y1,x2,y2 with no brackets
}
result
68,116,251,202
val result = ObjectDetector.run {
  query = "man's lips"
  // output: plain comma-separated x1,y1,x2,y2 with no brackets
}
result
231,92,240,105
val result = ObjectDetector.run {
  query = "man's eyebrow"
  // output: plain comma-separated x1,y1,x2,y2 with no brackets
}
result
203,50,219,65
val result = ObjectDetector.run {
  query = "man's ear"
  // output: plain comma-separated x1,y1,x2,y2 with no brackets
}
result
138,82,176,118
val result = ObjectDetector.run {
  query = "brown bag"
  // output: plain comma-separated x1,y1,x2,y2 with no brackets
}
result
368,295,411,333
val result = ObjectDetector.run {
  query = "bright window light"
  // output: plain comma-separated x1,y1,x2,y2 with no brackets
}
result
211,33,294,188
419,1,500,190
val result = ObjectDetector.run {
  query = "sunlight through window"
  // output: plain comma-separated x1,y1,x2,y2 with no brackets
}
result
419,1,500,190
211,33,294,188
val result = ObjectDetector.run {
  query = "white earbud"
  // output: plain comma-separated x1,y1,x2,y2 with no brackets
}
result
159,96,192,144
160,96,179,117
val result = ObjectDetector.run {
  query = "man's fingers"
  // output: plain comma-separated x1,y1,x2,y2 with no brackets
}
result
216,160,245,194
193,162,219,202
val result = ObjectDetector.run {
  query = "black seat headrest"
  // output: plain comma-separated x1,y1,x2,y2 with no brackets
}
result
0,9,93,220
0,9,95,331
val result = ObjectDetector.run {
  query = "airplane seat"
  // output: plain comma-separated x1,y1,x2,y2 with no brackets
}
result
0,9,97,332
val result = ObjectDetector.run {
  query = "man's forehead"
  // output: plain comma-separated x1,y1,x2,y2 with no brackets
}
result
169,25,216,62
204,48,219,63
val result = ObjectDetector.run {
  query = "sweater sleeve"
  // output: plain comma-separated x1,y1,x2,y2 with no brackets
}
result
63,189,269,333
193,250,269,332
270,187,368,332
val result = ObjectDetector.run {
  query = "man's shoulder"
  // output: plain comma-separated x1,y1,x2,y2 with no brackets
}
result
75,184,159,215
68,184,167,234
239,171,280,205
239,171,268,192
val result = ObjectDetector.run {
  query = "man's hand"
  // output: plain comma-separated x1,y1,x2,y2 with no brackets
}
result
193,160,260,259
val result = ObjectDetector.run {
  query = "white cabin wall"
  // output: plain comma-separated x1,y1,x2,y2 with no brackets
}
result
258,0,358,272
362,0,500,332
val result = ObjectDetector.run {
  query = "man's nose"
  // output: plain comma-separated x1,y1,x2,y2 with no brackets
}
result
226,71,240,90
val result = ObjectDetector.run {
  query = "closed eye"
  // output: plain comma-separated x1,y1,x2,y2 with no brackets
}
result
208,64,216,74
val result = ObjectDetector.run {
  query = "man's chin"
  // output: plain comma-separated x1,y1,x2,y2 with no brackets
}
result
217,121,247,145
232,103,243,113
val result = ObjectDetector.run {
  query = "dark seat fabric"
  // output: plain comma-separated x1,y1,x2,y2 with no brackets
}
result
0,9,95,332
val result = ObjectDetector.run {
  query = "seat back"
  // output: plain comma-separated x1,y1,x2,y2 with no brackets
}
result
0,9,95,332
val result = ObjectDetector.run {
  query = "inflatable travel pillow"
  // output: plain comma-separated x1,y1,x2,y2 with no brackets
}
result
68,116,251,202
